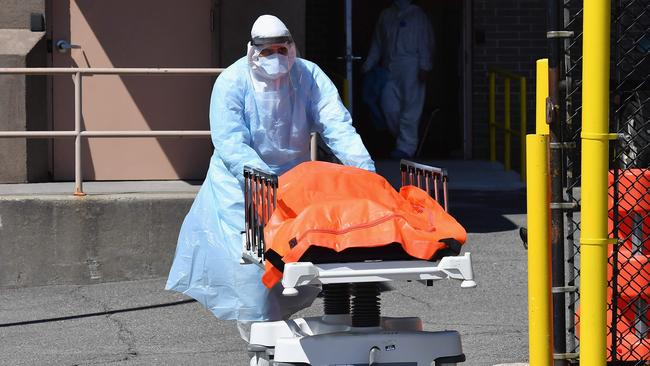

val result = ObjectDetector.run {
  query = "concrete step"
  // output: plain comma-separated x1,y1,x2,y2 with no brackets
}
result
0,192,194,287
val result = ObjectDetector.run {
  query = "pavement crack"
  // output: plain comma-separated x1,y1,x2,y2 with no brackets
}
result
393,290,434,310
67,286,109,312
68,286,139,361
107,315,138,360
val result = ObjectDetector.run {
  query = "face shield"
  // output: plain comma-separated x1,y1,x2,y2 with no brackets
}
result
247,36,297,81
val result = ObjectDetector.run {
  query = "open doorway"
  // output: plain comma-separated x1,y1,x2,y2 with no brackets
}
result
306,0,467,160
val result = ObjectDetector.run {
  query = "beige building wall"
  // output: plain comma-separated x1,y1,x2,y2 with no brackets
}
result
50,0,216,181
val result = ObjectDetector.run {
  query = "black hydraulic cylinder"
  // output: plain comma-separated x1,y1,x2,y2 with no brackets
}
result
322,284,351,315
351,283,381,327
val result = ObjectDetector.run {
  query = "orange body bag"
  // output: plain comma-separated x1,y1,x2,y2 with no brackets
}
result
261,161,467,288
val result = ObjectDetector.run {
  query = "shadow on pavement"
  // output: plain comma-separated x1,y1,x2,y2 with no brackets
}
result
449,189,526,234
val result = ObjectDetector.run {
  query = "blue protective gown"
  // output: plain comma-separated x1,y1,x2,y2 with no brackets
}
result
166,57,375,321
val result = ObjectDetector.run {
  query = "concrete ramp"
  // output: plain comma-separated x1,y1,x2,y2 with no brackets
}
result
376,159,525,191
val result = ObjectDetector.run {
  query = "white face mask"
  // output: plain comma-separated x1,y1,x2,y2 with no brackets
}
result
256,53,290,80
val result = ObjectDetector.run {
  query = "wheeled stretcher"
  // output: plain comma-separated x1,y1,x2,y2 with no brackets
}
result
241,160,476,366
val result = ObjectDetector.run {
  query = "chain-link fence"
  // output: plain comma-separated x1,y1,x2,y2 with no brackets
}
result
563,0,583,359
608,0,649,362
563,0,649,363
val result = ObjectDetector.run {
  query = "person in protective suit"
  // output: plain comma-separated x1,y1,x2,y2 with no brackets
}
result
165,15,375,324
363,0,434,158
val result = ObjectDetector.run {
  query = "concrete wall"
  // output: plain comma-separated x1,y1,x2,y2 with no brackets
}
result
0,53,27,182
471,0,547,166
24,37,50,181
0,30,49,183
0,0,48,183
0,193,193,287
0,0,45,29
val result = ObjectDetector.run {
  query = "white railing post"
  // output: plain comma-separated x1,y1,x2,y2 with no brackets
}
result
310,133,317,161
73,71,85,196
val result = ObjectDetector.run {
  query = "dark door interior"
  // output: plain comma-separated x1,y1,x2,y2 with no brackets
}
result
306,0,464,160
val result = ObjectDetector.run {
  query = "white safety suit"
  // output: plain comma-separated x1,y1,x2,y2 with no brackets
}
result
363,0,434,157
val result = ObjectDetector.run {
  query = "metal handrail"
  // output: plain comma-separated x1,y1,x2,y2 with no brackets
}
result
0,67,223,195
0,67,223,74
488,67,527,180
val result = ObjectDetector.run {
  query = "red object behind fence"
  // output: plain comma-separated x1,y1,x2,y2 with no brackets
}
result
606,169,650,361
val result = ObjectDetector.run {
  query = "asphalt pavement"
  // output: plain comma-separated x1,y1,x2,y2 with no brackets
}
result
0,188,529,366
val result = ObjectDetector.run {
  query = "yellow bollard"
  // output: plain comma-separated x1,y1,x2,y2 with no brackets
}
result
536,59,550,135
526,134,553,366
580,0,611,365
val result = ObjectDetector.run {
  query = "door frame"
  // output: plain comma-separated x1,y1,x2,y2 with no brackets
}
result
462,0,473,159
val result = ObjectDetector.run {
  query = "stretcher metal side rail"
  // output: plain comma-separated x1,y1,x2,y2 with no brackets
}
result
242,166,278,266
400,159,449,211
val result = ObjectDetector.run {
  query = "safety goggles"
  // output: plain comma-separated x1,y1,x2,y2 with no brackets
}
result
259,45,289,57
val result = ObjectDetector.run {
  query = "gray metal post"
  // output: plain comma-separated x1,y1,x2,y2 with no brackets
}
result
345,0,353,113
548,0,567,363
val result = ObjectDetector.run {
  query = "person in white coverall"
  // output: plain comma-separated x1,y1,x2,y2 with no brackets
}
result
363,0,434,158
165,14,375,327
